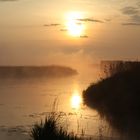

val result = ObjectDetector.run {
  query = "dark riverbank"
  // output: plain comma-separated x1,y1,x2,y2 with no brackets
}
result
83,64,140,138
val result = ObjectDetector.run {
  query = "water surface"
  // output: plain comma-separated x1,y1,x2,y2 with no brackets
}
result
0,73,104,140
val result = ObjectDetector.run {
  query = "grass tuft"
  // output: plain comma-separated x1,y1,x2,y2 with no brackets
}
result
30,112,81,140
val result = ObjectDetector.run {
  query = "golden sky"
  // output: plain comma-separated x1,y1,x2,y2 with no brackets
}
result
0,0,140,69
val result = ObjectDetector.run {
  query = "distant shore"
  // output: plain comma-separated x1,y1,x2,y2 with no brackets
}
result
0,65,78,78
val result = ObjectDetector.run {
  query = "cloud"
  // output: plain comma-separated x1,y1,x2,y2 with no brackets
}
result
121,6,140,24
121,6,139,15
122,23,140,26
104,19,112,22
77,18,104,23
80,35,88,38
131,14,140,22
44,24,60,27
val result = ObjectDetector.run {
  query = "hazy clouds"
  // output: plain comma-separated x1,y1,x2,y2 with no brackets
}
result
0,0,140,67
121,5,140,25
77,18,104,23
44,24,60,27
122,23,140,26
121,6,139,15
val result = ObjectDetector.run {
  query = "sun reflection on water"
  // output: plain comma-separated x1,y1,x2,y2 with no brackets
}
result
71,89,82,110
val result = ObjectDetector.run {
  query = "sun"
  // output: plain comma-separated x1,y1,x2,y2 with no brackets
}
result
71,90,82,109
65,12,85,37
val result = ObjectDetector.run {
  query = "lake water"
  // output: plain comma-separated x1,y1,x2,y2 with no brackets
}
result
0,73,111,140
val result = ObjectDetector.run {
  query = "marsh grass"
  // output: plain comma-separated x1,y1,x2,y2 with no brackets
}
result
30,112,81,140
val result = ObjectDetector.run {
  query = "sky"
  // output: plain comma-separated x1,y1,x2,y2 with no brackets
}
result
0,0,140,70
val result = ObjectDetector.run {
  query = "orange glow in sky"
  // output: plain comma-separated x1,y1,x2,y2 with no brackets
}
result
65,12,85,37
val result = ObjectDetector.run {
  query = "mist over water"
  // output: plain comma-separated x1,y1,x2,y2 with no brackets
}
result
0,68,101,140
1,64,139,140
